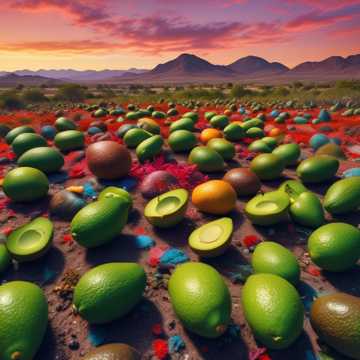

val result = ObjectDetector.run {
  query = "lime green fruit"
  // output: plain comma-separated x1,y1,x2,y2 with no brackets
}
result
74,263,146,324
144,189,188,228
278,180,308,202
241,118,264,131
168,130,197,152
3,167,49,202
188,146,224,172
310,292,360,360
136,135,163,163
242,274,304,349
6,217,53,262
324,177,360,215
308,223,360,272
251,154,284,180
126,111,140,121
137,118,160,134
18,147,64,174
296,155,339,183
168,262,231,338
5,126,35,144
207,138,235,160
0,243,11,273
261,137,278,150
272,143,301,166
205,112,216,121
246,127,265,138
183,112,199,123
98,187,132,210
54,130,85,152
210,115,229,129
189,218,233,257
0,281,48,360
12,133,48,157
245,190,290,226
169,118,194,133
289,192,325,228
152,111,166,119
71,198,129,248
252,242,300,285
123,128,152,148
83,343,141,360
223,123,245,141
248,140,271,153
55,117,77,131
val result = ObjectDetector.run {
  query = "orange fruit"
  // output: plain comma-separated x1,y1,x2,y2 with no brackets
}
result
224,109,232,116
269,128,282,137
200,128,222,144
192,180,237,214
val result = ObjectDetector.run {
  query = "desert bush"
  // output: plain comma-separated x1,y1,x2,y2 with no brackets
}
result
55,83,86,102
22,88,48,103
0,90,24,110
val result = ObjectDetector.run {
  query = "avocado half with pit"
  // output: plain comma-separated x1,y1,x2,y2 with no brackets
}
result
6,217,53,261
189,218,233,257
245,191,290,226
144,189,189,228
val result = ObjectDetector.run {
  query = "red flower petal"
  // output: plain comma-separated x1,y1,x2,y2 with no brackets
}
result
152,339,168,360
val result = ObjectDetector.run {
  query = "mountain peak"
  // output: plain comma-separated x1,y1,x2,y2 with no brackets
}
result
228,55,289,74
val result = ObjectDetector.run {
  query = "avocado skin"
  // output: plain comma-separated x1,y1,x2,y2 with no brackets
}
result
324,177,360,215
83,343,141,360
311,293,360,360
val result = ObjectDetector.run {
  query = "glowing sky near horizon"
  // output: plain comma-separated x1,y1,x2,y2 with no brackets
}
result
0,0,360,70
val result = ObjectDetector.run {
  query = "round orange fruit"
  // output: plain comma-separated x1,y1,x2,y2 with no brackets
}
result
200,128,222,144
224,109,232,116
192,180,237,214
269,128,282,137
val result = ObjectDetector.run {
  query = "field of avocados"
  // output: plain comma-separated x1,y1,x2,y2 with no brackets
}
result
0,91,359,360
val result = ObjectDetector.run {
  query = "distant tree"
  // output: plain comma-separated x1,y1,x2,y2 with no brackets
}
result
22,88,48,103
231,84,249,98
55,83,86,102
0,90,24,109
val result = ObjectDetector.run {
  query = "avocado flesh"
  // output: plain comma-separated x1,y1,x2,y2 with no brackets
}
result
245,191,290,226
6,217,53,261
144,189,188,228
189,218,233,257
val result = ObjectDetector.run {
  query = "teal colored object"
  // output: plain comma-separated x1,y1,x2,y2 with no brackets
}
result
319,109,331,122
309,134,329,150
294,116,308,124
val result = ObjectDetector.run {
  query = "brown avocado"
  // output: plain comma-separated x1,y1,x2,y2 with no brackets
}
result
83,343,141,360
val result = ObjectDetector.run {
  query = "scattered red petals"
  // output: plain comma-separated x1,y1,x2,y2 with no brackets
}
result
68,159,88,178
152,339,168,360
62,234,74,245
151,323,163,336
1,226,13,236
133,226,146,235
249,347,268,360
243,234,261,248
148,245,169,267
259,354,272,360
306,265,321,277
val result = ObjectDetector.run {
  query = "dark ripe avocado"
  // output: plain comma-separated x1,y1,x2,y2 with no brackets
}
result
18,147,64,174
50,190,86,220
189,217,233,257
6,217,53,262
223,168,261,196
139,170,179,199
83,343,141,360
245,190,290,226
12,133,48,157
86,141,132,180
310,293,360,360
144,188,189,228
5,125,35,144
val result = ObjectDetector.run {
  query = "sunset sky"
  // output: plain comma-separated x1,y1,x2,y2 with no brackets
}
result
1,0,360,71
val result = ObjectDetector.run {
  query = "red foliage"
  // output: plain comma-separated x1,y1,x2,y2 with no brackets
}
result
243,235,261,248
152,339,168,360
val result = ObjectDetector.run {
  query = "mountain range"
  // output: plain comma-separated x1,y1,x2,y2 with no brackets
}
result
1,53,360,85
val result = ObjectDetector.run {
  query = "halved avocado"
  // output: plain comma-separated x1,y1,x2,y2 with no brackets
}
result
189,217,233,257
98,186,132,210
245,191,290,226
144,189,189,228
6,217,53,261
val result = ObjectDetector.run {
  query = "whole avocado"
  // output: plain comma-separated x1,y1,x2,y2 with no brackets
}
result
83,343,141,360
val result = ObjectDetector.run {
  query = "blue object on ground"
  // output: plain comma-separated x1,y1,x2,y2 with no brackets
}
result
169,335,186,353
83,182,97,198
87,326,107,346
298,282,318,312
318,109,331,122
160,248,189,266
309,133,330,150
88,126,102,135
135,235,155,249
48,171,69,184
41,125,57,140
343,168,360,178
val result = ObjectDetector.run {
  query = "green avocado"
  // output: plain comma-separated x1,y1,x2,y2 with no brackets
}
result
261,137,278,150
310,292,360,360
83,343,141,360
6,217,53,262
144,188,188,228
245,190,290,226
251,153,284,180
272,143,301,166
71,198,129,248
296,155,339,183
152,111,166,119
324,177,360,215
74,262,146,324
242,274,304,349
315,143,346,160
183,112,199,123
54,130,85,152
3,167,49,202
136,135,163,163
246,127,265,138
205,111,216,121
308,223,360,272
241,118,264,131
168,262,231,338
188,146,225,172
55,117,77,131
189,217,233,257
223,123,245,141
137,118,160,134
278,180,308,202
0,281,48,360
248,140,272,153
18,147,64,173
207,138,235,160
168,130,197,152
98,187,132,210
169,117,194,133
252,241,300,285
210,115,229,129
123,128,152,148
5,125,35,144
289,191,325,228
0,242,11,274
11,133,48,157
